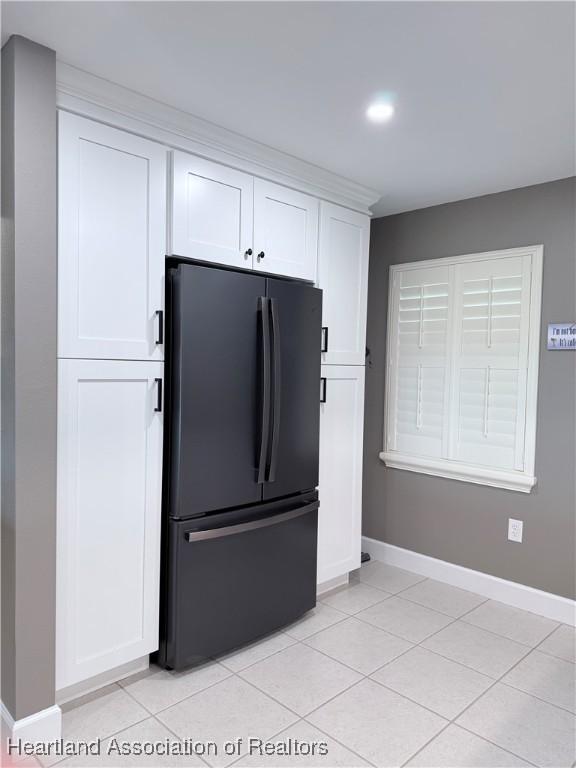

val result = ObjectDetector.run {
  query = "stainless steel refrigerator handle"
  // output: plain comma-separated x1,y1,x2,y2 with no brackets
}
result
267,297,281,483
257,297,272,484
185,500,319,542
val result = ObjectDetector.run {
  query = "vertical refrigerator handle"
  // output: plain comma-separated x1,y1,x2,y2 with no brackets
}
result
267,297,281,483
257,298,271,484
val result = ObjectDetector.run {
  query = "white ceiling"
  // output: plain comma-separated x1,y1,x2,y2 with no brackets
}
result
2,1,575,216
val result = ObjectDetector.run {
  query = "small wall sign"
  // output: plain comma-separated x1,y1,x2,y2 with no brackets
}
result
547,323,576,350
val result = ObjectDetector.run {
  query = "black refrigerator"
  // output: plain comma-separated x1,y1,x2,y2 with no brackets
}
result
157,261,322,670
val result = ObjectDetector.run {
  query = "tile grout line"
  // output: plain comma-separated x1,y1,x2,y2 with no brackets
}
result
150,711,211,767
399,619,563,768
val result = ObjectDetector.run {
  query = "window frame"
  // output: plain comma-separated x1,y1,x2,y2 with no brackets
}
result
380,245,543,493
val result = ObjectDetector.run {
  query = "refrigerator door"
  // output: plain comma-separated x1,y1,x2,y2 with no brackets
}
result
160,492,318,669
168,264,266,518
263,279,322,500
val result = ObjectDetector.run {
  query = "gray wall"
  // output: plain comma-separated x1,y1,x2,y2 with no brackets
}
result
1,36,57,720
363,177,576,600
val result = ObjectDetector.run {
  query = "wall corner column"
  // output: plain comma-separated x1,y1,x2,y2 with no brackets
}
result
1,34,59,732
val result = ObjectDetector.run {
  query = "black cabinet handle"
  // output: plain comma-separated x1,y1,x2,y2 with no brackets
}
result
154,378,163,412
245,248,253,257
320,377,327,403
257,251,265,260
155,310,164,345
321,326,329,353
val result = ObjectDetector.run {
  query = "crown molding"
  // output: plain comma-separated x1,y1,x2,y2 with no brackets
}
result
56,62,380,214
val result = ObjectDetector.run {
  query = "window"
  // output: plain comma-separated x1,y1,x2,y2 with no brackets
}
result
381,246,543,492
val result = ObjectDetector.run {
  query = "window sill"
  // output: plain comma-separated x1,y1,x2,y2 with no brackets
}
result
379,451,536,493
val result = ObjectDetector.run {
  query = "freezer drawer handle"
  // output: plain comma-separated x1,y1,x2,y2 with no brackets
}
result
321,326,329,353
155,310,164,345
185,500,319,542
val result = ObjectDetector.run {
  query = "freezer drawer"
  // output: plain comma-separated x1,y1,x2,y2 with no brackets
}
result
161,495,318,670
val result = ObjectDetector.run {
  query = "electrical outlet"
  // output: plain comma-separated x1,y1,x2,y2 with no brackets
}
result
508,518,523,543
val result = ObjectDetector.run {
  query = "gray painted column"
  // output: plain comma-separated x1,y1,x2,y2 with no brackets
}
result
1,35,57,721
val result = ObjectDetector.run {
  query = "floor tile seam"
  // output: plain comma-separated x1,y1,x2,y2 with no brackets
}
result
236,667,368,723
533,646,576,665
138,670,236,718
284,613,350,642
43,712,152,768
150,712,211,767
218,636,299,675
300,717,380,768
367,641,494,686
455,724,542,768
391,592,490,620
459,615,560,647
423,623,563,766
497,679,576,716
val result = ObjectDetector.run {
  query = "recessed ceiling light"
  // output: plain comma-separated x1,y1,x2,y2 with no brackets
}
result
366,101,395,123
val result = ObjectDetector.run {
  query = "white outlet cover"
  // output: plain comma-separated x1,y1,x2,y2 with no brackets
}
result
508,518,524,543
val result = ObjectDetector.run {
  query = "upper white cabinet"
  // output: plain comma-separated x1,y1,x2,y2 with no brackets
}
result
253,179,319,281
57,358,164,688
318,203,370,365
171,152,254,269
170,155,318,281
317,365,365,584
58,112,167,361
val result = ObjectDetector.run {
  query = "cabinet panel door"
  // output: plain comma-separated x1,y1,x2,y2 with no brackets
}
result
318,203,370,365
57,359,163,689
253,179,318,281
317,366,365,584
171,152,254,268
58,112,166,361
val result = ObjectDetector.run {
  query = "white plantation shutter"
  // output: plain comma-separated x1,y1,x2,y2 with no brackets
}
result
451,256,530,471
383,247,542,493
390,266,450,458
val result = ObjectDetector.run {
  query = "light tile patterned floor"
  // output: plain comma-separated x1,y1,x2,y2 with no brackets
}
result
8,564,576,768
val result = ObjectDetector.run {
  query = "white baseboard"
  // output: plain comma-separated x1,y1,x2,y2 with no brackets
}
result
1,701,62,743
56,656,149,705
317,573,349,596
362,537,576,626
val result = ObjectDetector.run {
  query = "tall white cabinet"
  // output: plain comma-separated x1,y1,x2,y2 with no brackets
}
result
58,113,166,361
57,360,164,688
57,113,167,692
316,202,370,586
317,366,365,583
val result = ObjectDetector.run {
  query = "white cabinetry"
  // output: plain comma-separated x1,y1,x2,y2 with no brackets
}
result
171,152,254,269
58,112,167,361
317,366,365,584
318,203,370,365
253,179,318,281
170,154,319,281
56,359,164,689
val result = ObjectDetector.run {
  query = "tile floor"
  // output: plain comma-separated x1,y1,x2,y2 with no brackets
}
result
5,562,576,768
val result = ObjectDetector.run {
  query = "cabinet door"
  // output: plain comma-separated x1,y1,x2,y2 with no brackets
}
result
56,359,163,689
58,112,166,361
171,152,254,269
318,203,370,365
317,366,365,584
253,179,318,281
